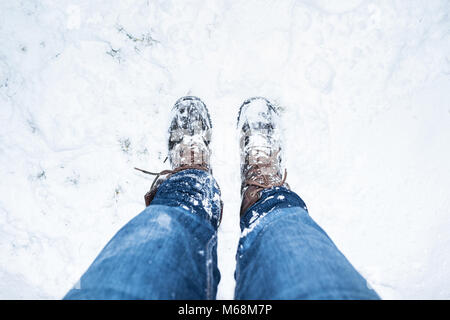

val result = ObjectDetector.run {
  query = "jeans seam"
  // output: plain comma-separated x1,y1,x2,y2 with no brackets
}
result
205,233,217,300
235,209,299,298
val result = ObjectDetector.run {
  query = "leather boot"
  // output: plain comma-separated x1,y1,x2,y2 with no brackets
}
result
237,97,288,216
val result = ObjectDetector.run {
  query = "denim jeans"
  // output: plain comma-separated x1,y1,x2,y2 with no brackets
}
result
64,169,379,300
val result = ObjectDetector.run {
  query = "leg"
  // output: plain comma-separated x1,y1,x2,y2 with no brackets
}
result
65,96,221,299
64,169,221,299
234,186,380,299
235,97,379,299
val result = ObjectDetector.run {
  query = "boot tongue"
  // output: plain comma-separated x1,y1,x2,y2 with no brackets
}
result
170,136,211,169
244,148,283,186
247,148,273,166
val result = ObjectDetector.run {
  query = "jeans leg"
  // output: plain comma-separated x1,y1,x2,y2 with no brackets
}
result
234,187,380,300
64,169,221,300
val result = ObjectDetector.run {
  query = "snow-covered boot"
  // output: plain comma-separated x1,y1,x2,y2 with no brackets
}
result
136,96,213,206
237,97,288,216
168,96,212,170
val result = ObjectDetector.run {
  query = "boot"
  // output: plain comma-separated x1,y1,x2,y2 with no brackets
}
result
137,96,213,206
237,97,288,216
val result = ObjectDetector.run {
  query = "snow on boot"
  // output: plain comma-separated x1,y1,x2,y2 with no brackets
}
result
237,97,287,216
168,96,212,171
136,96,213,206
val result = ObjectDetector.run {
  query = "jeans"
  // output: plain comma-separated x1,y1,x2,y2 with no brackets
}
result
64,169,379,300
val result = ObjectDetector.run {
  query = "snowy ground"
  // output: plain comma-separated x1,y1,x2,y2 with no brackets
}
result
1,0,449,299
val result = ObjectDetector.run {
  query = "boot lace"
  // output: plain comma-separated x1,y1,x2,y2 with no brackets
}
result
134,164,208,192
243,148,287,197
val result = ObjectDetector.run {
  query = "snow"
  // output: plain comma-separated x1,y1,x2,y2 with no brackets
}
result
241,208,275,239
1,0,450,299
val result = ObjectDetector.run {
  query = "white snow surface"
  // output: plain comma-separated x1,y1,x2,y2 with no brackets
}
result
1,0,449,299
